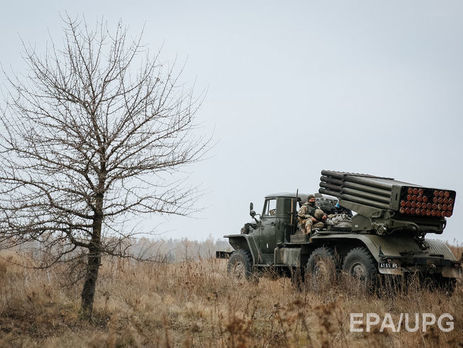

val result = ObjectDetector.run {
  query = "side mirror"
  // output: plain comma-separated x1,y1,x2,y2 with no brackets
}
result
249,202,259,222
250,202,256,218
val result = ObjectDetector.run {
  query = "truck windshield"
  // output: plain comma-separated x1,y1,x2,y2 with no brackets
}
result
263,199,277,216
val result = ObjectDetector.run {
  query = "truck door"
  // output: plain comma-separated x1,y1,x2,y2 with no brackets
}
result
259,198,278,262
275,197,296,243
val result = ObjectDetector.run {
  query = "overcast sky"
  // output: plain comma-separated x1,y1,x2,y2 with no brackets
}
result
1,1,462,243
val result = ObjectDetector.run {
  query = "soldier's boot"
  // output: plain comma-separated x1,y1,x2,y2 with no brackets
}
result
305,225,312,235
304,219,313,235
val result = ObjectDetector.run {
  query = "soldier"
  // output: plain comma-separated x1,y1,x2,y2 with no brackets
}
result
298,194,327,235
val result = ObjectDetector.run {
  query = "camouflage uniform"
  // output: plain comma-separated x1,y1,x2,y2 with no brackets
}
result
298,202,326,234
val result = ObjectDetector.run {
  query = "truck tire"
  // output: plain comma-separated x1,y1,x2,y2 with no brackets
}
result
227,249,253,280
342,247,377,290
423,276,456,295
290,267,304,291
439,278,456,295
305,247,336,291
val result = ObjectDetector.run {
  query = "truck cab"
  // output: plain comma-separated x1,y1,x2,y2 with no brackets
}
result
227,192,336,265
254,194,300,254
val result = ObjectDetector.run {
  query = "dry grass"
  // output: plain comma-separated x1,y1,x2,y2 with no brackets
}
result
0,248,462,348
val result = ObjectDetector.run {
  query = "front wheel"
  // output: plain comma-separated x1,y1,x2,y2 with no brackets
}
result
227,249,253,280
342,247,377,292
305,247,336,291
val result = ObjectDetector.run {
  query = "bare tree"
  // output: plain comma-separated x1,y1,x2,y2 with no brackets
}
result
0,17,207,316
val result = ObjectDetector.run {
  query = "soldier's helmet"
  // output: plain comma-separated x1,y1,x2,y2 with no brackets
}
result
307,194,315,201
314,208,325,220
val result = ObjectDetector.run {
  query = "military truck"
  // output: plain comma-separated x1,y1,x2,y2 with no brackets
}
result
217,170,462,291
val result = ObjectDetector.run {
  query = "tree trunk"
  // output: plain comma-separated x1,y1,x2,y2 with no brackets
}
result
81,213,103,316
81,246,101,316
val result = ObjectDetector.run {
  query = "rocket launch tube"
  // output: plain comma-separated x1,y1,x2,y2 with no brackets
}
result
318,188,342,198
339,194,390,209
342,175,394,190
320,176,343,186
320,177,392,198
343,181,391,198
320,170,345,179
341,187,390,204
319,188,390,209
321,172,394,193
319,182,342,192
321,170,395,190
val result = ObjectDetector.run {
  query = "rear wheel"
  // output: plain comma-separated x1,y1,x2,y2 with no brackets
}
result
290,267,304,291
342,247,377,291
305,247,336,291
422,276,456,295
227,249,253,280
438,278,456,295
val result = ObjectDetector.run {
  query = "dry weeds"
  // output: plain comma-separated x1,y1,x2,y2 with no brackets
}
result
0,247,462,347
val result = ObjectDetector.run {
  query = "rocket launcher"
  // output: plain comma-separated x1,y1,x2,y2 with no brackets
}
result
319,170,456,235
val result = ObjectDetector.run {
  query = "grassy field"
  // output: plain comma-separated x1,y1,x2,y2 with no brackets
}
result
0,247,462,348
